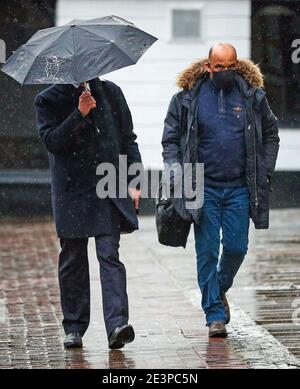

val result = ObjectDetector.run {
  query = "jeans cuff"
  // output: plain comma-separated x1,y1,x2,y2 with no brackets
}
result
206,315,227,326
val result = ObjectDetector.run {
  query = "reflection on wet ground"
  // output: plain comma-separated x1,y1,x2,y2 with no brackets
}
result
63,349,136,369
108,350,136,369
229,209,300,361
0,209,299,368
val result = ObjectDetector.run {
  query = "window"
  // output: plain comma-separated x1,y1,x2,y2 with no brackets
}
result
172,9,201,40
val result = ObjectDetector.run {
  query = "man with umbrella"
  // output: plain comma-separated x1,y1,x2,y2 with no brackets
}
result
35,77,142,350
2,16,157,349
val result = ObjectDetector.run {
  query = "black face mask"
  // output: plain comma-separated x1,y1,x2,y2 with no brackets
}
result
212,69,236,91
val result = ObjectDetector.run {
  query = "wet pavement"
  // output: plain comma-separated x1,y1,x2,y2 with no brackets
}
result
0,209,299,369
228,209,300,362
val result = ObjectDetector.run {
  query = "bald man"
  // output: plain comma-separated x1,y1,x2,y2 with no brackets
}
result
162,43,279,337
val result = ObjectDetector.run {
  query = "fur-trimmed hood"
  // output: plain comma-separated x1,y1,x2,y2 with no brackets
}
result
176,58,264,90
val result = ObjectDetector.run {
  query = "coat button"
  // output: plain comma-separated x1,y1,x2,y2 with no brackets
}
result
248,124,251,130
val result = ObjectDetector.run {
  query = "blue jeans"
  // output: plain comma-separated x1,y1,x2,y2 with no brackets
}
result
194,185,250,325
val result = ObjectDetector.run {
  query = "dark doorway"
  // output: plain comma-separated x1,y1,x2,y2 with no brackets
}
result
0,1,56,216
0,0,56,170
252,0,300,128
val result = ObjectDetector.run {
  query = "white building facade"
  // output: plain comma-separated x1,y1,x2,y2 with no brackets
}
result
56,0,300,174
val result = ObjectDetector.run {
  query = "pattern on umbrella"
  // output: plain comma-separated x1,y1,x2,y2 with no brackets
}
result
44,56,66,81
1,15,158,85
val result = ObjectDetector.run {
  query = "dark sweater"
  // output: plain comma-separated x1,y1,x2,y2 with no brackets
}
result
197,77,247,188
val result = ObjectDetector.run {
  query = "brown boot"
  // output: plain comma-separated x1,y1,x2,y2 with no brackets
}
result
208,321,227,338
222,292,230,324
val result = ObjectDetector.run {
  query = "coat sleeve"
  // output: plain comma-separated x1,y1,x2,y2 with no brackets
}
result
34,95,92,155
260,95,280,178
114,86,143,189
115,86,142,165
161,94,182,164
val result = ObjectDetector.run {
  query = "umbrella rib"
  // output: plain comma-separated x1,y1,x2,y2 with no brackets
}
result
31,27,68,58
74,25,115,42
21,50,41,85
72,26,78,83
74,25,136,65
27,26,66,46
109,40,137,65
21,28,68,85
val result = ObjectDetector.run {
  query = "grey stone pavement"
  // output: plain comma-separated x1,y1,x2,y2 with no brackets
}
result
0,209,300,369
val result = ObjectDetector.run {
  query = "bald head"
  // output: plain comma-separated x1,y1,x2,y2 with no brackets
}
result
206,43,238,74
209,43,237,60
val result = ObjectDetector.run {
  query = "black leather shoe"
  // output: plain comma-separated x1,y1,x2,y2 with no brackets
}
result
64,332,83,348
108,324,135,350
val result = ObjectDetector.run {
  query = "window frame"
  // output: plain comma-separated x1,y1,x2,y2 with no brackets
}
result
167,2,204,44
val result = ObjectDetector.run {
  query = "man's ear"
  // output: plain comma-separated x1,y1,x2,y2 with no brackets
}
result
205,61,212,73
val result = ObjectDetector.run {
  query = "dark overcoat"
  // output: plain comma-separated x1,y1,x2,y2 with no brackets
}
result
35,78,142,238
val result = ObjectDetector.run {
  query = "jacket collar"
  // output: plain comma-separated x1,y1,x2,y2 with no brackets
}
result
181,66,265,110
177,58,264,91
182,77,206,109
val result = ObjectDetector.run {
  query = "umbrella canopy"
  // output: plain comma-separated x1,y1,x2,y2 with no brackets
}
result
1,15,157,86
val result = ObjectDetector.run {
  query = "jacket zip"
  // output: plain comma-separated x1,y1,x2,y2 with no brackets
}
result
250,106,258,207
219,89,225,114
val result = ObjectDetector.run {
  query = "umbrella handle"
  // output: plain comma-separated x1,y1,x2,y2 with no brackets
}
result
83,81,99,134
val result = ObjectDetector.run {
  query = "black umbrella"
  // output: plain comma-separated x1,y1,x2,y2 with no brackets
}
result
1,15,157,86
